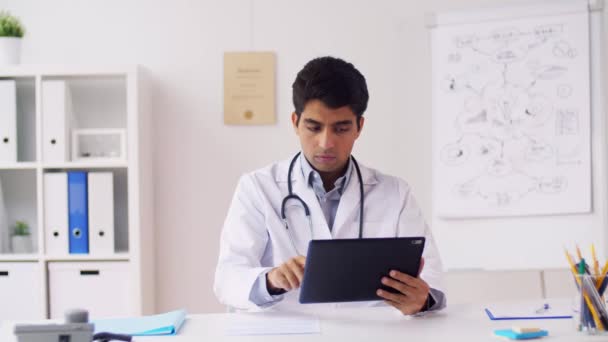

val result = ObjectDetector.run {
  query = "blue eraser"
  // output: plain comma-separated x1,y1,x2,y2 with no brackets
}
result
494,329,548,340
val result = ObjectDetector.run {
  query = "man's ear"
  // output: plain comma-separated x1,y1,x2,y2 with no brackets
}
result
356,116,365,137
291,112,300,132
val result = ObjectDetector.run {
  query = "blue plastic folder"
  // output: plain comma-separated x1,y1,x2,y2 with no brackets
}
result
68,171,89,254
93,310,186,336
485,308,571,320
484,300,572,320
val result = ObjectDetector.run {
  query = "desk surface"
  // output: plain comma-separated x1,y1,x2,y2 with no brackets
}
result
139,304,602,342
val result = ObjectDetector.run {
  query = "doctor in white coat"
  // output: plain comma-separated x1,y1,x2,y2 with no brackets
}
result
214,56,445,315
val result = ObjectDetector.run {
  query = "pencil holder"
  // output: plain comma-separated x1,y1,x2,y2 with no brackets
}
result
574,274,608,335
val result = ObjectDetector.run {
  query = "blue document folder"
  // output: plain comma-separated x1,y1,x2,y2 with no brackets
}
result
93,310,187,336
485,308,571,320
68,171,89,254
485,300,572,320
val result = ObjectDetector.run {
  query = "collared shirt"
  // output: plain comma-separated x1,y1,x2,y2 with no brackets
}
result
300,155,353,232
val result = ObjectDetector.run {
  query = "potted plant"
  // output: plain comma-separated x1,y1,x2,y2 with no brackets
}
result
0,11,25,65
11,220,31,253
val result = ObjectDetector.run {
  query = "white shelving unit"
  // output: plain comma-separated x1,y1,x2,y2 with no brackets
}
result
0,65,154,319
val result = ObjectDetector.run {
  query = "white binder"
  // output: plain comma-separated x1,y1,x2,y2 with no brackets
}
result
44,173,69,255
42,80,72,162
88,172,115,255
0,80,17,163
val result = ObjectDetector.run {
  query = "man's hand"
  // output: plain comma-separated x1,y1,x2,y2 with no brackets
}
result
376,257,431,315
266,256,306,293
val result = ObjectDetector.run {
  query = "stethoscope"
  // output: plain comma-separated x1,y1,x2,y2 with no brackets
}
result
281,152,365,254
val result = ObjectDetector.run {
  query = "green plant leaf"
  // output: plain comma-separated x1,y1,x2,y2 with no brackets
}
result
13,220,30,236
0,11,25,38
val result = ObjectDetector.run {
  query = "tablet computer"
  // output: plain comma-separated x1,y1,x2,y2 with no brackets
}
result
298,237,425,304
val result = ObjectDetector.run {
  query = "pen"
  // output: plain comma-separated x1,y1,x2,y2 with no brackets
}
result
534,303,550,314
596,261,608,290
576,245,583,262
581,274,605,331
592,244,600,277
565,250,580,289
599,274,608,296
578,258,592,330
580,258,604,331
566,252,603,331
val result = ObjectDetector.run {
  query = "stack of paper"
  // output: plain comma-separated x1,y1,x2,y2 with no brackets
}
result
93,309,186,336
225,313,321,336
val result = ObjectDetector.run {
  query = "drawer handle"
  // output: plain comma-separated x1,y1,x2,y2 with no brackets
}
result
80,270,100,276
0,271,8,276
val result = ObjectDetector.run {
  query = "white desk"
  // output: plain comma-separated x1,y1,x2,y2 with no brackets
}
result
2,304,604,341
139,304,602,342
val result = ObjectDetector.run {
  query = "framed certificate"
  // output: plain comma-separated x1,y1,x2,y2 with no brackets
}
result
223,51,276,125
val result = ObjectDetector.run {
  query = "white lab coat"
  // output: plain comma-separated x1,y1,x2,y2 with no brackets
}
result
214,155,444,311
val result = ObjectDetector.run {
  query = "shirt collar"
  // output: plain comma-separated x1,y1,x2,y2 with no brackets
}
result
300,153,353,195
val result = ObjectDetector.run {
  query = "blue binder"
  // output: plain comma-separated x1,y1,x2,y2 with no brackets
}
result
68,171,89,254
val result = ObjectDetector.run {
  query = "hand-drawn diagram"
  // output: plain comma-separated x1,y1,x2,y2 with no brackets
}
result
433,14,591,217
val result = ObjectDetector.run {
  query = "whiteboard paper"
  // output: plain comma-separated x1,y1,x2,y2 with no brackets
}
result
432,10,591,218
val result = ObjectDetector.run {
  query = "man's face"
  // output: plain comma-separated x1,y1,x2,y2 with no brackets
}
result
292,99,364,175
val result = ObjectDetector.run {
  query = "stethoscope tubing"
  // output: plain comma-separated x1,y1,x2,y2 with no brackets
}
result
281,152,364,254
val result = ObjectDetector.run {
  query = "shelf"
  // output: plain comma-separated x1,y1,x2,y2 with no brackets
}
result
0,254,40,262
0,66,152,320
0,162,38,170
44,253,131,262
42,160,128,169
0,65,137,78
0,161,130,170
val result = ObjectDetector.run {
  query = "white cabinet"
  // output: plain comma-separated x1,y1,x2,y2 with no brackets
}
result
48,262,132,319
0,262,45,319
0,65,154,319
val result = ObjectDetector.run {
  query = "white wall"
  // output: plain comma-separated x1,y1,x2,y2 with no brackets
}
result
2,0,605,313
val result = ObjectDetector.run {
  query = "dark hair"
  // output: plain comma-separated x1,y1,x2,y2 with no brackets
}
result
292,56,369,130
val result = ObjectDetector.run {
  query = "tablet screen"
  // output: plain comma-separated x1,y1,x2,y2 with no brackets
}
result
299,237,425,303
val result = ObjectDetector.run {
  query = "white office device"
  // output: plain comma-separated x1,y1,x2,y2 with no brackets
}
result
42,80,72,162
0,80,17,163
14,309,102,342
88,172,115,255
44,173,69,255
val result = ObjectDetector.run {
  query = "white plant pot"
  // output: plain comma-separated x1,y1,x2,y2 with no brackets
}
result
0,37,21,65
11,235,31,253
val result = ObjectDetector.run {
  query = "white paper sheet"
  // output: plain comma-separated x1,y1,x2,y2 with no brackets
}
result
225,313,320,336
432,7,591,218
485,299,574,319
